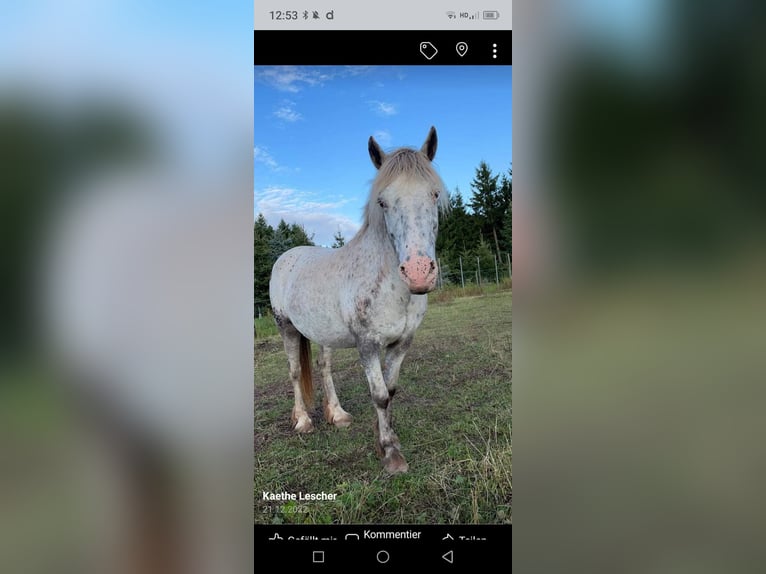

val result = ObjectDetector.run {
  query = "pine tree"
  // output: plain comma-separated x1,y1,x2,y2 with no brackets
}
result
469,161,507,256
332,229,346,248
254,216,315,312
500,167,512,207
475,237,496,285
436,187,479,275
269,219,293,261
498,167,512,253
254,214,275,316
254,213,273,243
501,200,512,263
289,222,314,247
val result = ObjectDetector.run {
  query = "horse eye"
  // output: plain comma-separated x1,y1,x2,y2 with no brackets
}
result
433,190,440,200
377,199,387,209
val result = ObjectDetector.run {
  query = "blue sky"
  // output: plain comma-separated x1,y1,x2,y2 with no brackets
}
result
254,65,512,247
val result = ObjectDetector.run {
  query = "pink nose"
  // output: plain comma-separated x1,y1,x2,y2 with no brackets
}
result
399,255,438,294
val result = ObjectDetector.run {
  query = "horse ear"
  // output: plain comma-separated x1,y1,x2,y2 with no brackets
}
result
421,126,437,161
368,136,386,169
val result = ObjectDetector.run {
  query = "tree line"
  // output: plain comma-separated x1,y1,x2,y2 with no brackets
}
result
255,161,511,314
436,162,512,286
254,217,314,313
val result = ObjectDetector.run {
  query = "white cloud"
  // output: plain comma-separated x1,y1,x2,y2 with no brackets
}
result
273,100,302,122
369,100,397,116
344,66,374,76
254,186,360,247
256,66,334,93
253,146,281,170
373,130,392,147
255,66,375,93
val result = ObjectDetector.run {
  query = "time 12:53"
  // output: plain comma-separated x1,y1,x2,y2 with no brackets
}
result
269,11,299,20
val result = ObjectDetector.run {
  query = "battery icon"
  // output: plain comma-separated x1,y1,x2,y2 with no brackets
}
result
483,10,500,20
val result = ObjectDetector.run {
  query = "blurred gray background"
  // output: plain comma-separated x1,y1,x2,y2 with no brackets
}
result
0,2,252,573
514,0,766,572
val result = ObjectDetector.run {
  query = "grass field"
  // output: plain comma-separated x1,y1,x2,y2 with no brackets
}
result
254,290,512,524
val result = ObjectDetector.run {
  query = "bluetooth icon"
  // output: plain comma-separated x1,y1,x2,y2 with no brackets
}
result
303,10,309,20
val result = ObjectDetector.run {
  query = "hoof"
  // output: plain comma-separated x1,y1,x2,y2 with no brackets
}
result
292,411,314,433
294,417,314,433
383,450,409,474
324,401,352,427
331,409,353,428
292,407,314,433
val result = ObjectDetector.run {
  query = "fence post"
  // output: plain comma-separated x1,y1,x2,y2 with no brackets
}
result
507,252,511,279
494,254,499,285
437,257,443,289
477,256,481,286
459,256,465,291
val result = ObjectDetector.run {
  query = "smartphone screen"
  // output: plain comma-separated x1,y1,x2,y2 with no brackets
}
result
254,1,511,566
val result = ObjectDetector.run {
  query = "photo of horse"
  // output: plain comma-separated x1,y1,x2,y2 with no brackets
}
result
255,65,511,524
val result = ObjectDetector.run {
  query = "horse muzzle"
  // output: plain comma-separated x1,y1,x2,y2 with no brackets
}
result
399,255,438,294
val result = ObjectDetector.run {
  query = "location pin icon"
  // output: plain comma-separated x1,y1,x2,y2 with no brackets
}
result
456,42,468,57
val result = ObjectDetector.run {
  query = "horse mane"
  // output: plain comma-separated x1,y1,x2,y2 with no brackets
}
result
360,148,449,236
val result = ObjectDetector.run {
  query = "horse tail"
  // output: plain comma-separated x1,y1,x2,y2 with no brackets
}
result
299,335,313,405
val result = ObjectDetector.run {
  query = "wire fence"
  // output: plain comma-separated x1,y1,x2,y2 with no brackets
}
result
255,298,271,320
436,252,512,290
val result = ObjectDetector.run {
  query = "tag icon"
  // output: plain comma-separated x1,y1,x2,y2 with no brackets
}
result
456,42,468,57
420,42,438,60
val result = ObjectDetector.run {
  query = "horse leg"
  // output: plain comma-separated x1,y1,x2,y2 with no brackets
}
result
358,343,408,474
318,346,352,428
279,322,314,433
381,337,413,428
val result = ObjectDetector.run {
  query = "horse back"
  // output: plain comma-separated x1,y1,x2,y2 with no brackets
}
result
269,246,353,344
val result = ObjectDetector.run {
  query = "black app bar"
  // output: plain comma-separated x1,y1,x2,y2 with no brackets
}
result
254,30,511,65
